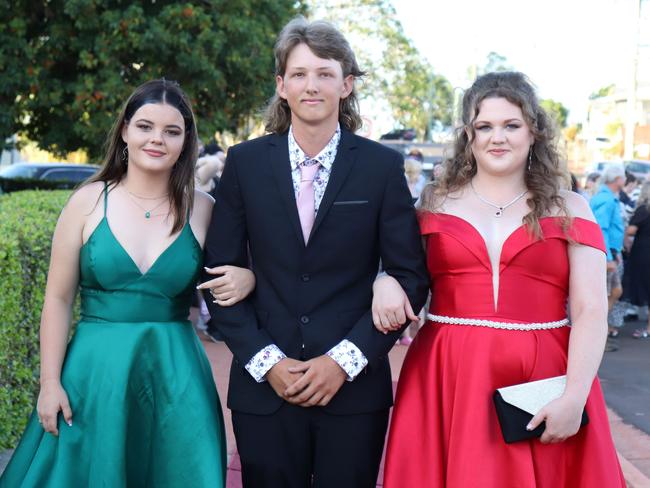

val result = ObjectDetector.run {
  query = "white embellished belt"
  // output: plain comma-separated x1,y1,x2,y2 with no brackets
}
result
426,313,569,331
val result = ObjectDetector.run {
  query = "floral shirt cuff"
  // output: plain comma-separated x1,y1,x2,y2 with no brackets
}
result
326,339,368,381
245,344,286,383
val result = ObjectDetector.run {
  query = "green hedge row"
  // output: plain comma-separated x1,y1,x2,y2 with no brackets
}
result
0,190,75,450
0,177,83,194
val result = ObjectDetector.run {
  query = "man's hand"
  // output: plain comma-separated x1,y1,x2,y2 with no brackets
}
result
606,260,617,272
284,355,347,407
265,358,306,399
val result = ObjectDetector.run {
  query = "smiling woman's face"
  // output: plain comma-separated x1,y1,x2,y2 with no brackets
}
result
470,97,534,177
121,103,186,174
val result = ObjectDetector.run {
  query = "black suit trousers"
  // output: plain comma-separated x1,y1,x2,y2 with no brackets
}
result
233,403,389,488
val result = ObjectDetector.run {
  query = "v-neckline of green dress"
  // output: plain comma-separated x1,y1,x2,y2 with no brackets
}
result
82,216,195,279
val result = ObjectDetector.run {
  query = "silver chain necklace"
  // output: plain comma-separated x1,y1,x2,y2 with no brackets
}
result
470,180,528,218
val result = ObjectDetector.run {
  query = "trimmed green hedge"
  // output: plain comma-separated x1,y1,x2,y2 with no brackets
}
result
0,177,83,193
0,190,75,450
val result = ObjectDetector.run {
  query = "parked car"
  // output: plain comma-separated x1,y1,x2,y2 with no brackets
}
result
586,161,618,174
623,160,650,180
0,163,100,194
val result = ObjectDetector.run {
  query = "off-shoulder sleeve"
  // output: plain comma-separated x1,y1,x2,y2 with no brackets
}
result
417,210,438,236
568,217,606,253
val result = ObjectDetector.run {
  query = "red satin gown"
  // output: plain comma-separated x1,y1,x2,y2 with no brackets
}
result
383,212,625,488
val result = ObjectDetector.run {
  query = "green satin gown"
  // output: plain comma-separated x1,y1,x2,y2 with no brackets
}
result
1,185,226,487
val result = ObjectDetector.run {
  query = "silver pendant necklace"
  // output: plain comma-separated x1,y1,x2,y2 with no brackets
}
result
470,180,528,218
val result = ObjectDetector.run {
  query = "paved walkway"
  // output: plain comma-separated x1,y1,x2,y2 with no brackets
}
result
2,335,648,487
201,337,650,488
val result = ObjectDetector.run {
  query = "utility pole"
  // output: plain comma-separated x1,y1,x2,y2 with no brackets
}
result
624,0,641,160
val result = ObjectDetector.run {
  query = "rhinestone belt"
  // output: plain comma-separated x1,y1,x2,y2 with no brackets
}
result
426,313,569,331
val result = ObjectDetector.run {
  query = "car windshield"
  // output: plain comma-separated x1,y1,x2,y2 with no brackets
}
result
0,165,39,178
625,161,650,174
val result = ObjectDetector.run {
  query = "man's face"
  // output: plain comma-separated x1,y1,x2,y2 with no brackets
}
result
276,43,353,130
613,176,625,191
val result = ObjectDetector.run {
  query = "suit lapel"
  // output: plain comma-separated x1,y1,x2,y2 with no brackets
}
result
310,129,358,240
268,132,304,245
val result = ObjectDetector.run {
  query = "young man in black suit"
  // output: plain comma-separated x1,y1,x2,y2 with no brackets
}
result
203,17,429,488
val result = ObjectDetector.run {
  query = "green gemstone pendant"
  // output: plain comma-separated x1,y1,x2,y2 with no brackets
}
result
145,211,151,219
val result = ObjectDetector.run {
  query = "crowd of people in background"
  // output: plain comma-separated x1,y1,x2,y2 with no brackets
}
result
576,165,650,350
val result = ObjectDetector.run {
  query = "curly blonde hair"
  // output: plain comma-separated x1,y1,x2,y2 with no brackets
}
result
420,71,569,237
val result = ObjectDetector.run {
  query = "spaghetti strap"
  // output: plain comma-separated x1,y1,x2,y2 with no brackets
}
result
103,181,108,217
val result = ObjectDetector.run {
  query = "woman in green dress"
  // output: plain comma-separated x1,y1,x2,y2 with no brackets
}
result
0,79,253,487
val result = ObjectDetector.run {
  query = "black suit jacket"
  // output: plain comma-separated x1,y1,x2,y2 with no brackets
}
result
203,128,429,415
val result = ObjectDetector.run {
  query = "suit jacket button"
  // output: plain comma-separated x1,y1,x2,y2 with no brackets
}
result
300,315,310,324
301,274,310,282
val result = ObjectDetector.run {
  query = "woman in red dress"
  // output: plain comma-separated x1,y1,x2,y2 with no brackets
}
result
373,72,625,487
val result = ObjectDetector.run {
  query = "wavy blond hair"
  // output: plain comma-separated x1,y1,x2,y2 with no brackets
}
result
420,71,569,237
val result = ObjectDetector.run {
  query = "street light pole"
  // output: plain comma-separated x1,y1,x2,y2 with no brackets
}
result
624,0,641,160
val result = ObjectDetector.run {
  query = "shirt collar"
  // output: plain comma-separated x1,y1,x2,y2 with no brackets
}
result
288,123,341,171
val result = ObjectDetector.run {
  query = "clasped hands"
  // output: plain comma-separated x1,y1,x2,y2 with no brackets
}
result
266,356,347,407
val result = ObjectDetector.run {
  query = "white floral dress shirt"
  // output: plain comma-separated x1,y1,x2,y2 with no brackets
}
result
244,124,369,383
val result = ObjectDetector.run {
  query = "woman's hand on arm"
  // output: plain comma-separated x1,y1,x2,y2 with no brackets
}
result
197,265,256,306
371,274,419,334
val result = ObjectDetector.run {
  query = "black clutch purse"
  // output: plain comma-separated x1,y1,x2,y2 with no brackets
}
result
493,375,589,444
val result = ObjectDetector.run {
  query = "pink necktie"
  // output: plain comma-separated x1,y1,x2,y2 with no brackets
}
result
297,162,320,243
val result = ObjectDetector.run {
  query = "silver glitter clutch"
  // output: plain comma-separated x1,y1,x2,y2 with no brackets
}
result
493,375,589,443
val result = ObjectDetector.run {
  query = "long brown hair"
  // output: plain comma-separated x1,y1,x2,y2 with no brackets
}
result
85,79,198,234
421,71,569,237
264,16,366,134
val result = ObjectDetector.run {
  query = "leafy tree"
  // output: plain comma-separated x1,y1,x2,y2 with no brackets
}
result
309,0,453,139
2,1,304,159
470,51,513,79
589,84,615,100
540,98,569,128
481,51,512,74
0,0,34,153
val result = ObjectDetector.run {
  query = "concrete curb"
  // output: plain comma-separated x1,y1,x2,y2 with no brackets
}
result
619,452,650,488
609,407,650,487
